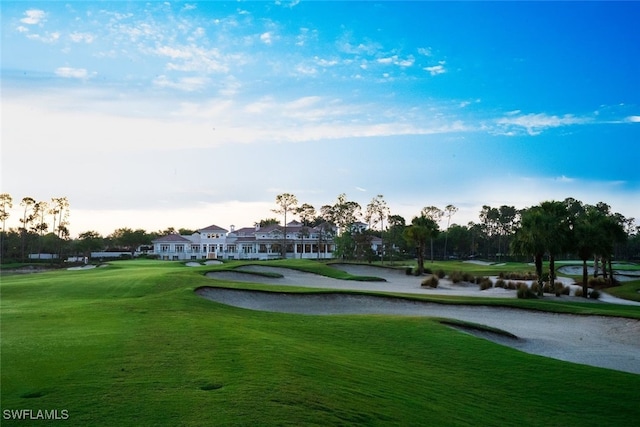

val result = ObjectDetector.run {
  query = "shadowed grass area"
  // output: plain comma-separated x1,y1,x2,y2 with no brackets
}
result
2,259,639,426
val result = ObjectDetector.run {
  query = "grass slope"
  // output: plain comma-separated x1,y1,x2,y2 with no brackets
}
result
1,260,639,426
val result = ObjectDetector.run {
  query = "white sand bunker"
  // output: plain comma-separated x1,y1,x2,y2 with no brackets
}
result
187,260,223,267
67,265,97,271
206,264,638,304
197,287,640,375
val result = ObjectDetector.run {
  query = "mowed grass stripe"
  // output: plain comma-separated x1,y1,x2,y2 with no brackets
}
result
1,260,639,426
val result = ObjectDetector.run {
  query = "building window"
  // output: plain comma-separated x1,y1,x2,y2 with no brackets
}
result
160,244,169,252
176,245,184,252
227,245,236,253
191,245,200,253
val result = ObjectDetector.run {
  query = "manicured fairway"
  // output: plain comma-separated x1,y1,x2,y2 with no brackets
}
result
2,260,639,426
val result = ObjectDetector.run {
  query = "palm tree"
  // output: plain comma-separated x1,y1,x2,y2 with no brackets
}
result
404,215,439,275
538,201,571,288
511,206,546,296
572,206,603,297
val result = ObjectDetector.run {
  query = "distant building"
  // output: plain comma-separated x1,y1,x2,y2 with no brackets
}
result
151,221,336,261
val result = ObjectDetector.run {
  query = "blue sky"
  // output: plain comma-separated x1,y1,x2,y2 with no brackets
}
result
2,1,639,237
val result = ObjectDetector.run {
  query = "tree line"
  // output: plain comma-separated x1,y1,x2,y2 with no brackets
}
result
2,193,638,283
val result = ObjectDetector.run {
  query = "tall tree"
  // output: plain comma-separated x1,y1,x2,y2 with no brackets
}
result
19,197,36,261
326,193,362,234
479,205,500,259
75,231,104,259
255,218,279,228
537,201,571,287
443,204,458,260
421,206,443,263
272,193,298,258
365,195,390,263
296,203,316,226
572,205,607,297
32,201,49,236
496,205,518,261
110,228,150,257
385,214,407,260
50,197,70,238
0,193,12,259
511,206,546,296
404,214,439,274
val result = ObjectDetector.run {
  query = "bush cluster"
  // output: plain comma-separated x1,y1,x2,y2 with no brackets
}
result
449,271,475,283
478,277,493,290
517,284,537,299
421,275,439,288
507,281,522,290
499,271,537,281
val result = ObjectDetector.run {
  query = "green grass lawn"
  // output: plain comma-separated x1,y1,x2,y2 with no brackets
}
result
2,260,639,426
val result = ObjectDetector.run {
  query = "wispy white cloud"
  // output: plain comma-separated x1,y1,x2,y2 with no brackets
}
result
260,31,274,45
377,55,415,67
69,32,95,43
494,112,589,136
26,31,61,44
152,44,231,74
55,67,89,79
625,115,640,123
425,61,446,76
153,75,210,92
20,9,46,25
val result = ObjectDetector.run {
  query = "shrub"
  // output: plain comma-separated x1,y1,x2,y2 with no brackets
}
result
588,277,606,288
421,276,439,288
575,288,583,297
449,271,464,283
479,278,493,290
495,279,506,288
530,282,540,295
507,281,519,290
405,267,413,275
554,282,565,297
506,271,537,281
517,284,537,299
498,271,506,279
589,290,601,299
543,282,553,294
424,267,433,275
436,269,446,279
413,268,422,276
462,272,475,282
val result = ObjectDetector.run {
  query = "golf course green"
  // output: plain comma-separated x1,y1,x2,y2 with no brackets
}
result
2,259,640,426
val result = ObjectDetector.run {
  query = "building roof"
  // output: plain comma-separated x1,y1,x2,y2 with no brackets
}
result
199,224,228,233
152,234,192,243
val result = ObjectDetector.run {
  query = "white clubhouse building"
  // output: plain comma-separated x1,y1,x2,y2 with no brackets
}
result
152,221,337,261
